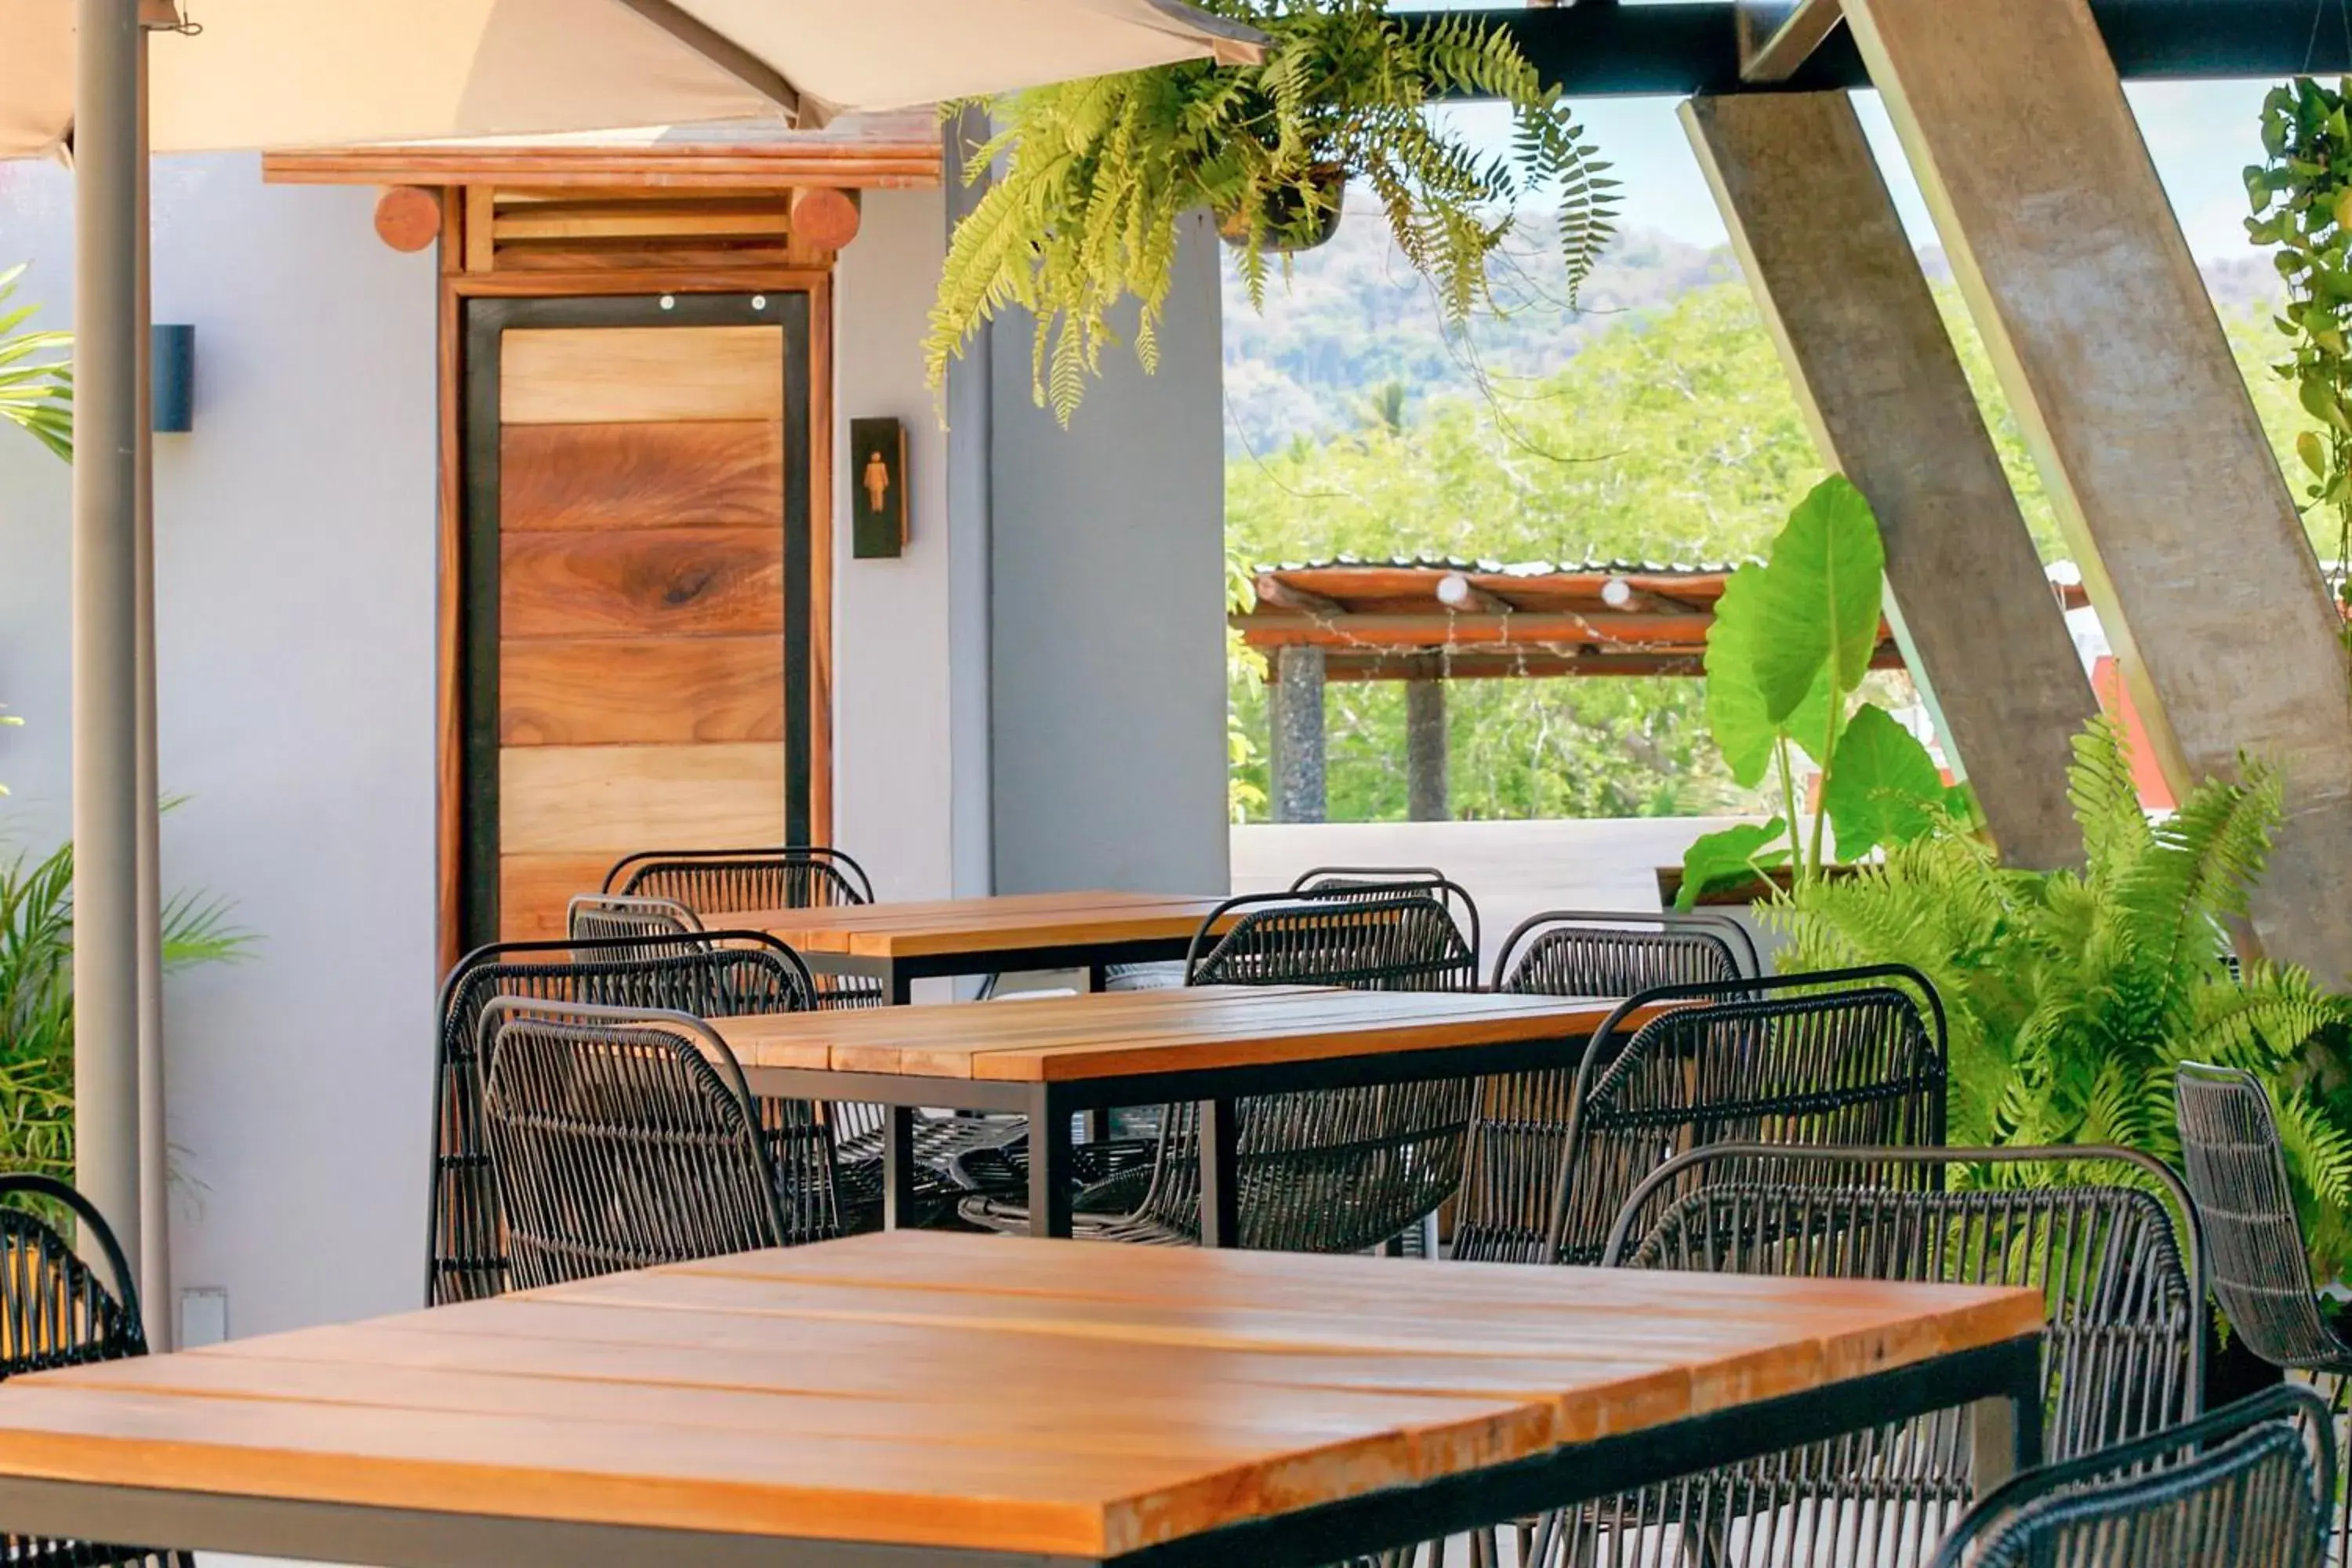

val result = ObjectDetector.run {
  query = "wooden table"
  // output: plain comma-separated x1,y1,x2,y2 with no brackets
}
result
705,890,1232,1004
0,1233,2045,1568
714,985,1656,1242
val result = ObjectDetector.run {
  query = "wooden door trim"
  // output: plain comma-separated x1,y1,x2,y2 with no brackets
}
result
440,287,830,960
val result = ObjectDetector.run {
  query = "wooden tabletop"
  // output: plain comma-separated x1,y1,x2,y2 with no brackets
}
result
702,889,1230,958
0,1232,2042,1560
713,985,1651,1083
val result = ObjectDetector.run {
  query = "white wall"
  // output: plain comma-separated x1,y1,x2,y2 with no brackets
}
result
0,155,439,1338
987,214,1231,896
831,187,968,904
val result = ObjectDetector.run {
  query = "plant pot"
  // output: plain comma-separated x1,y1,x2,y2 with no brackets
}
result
1218,162,1345,255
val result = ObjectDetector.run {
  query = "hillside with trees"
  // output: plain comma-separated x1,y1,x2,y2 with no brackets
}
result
1225,222,2313,823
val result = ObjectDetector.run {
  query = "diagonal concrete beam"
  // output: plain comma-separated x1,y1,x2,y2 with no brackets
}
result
1737,0,1844,82
1846,0,2352,978
1683,91,2097,872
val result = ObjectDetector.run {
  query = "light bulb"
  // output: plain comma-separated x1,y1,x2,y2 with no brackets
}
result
1436,572,1472,607
1599,576,1633,608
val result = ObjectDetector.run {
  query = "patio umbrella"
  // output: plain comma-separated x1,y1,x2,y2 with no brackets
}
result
13,0,1261,1332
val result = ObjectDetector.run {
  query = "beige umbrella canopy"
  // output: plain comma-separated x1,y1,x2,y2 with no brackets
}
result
1,0,1265,158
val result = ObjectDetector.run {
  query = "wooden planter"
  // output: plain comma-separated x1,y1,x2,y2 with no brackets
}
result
1218,163,1345,254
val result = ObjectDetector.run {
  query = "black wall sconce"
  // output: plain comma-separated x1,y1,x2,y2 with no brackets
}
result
152,323,193,433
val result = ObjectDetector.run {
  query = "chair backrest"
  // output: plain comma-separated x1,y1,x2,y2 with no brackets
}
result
2173,1062,2342,1367
1286,867,1481,961
604,846,874,913
1547,965,1948,1263
568,893,704,946
0,1174,146,1377
428,934,817,1305
481,1003,836,1290
1185,882,1480,993
1929,1384,2333,1568
1494,907,1756,996
1450,913,1760,1262
1606,1142,2206,1461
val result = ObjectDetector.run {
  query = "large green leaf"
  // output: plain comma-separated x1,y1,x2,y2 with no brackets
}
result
1675,818,1789,910
1784,662,1846,771
1821,704,1946,861
1751,475,1886,724
1702,561,1775,788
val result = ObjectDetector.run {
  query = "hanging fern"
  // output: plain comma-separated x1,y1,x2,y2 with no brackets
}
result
926,0,1617,424
1769,717,2352,1283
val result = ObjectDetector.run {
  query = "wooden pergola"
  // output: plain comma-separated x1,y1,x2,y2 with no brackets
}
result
1237,557,2093,824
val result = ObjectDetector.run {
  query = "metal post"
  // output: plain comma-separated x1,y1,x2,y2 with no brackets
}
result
132,20,169,1343
1270,646,1326,825
71,0,145,1269
1404,677,1448,822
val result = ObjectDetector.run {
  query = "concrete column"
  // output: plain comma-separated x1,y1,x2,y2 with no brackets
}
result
72,0,145,1265
1682,91,2097,871
1849,0,2352,976
1405,677,1448,822
1271,646,1327,824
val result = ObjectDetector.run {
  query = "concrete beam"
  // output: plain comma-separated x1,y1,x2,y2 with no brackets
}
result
1271,646,1327,825
1847,0,2352,977
1737,1,1843,82
1682,91,2096,872
1406,679,1448,822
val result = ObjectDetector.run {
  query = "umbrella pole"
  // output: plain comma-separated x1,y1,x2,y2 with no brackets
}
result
71,0,145,1285
132,20,170,1347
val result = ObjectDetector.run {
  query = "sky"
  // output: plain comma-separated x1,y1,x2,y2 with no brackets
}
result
1428,77,2274,262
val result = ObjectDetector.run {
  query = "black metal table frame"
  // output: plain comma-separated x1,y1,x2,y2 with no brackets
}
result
800,937,1199,1008
0,1334,2044,1568
746,1025,1606,1244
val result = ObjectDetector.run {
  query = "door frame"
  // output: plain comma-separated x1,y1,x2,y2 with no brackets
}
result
439,272,834,962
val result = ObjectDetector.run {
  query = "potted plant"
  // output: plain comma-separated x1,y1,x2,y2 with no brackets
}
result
924,0,1618,423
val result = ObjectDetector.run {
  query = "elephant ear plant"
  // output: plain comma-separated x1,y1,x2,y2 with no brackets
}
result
1676,476,1962,906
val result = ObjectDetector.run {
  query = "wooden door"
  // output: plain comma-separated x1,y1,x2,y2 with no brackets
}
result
459,293,821,946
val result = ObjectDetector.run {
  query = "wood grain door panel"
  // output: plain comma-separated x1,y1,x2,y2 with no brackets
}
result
463,295,818,947
501,637,786,746
499,527,784,639
500,422,783,532
500,327,782,423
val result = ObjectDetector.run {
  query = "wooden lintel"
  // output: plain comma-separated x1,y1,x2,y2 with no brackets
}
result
1253,577,1347,617
1234,609,1894,649
263,142,940,194
1738,0,1845,82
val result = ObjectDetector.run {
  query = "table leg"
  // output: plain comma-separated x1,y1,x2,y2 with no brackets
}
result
881,1106,919,1231
886,961,913,1007
1200,1098,1240,1248
1027,1087,1074,1239
1077,965,1112,1143
1970,1338,2045,1492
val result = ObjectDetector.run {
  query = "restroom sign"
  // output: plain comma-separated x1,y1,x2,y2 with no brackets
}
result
851,417,908,559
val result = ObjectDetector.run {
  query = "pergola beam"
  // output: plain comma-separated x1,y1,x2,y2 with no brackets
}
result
1737,1,1843,83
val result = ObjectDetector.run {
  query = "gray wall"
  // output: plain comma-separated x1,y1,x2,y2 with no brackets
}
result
988,213,1231,895
0,154,441,1338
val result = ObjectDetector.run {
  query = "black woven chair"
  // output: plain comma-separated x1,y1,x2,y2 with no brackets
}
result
604,845,876,909
603,846,884,1011
0,1174,191,1568
2175,1062,2352,1565
430,933,825,1304
1544,965,1949,1266
1450,909,1758,1264
1929,1384,2333,1568
961,883,1483,1249
480,1003,840,1288
1529,1142,2208,1568
566,893,705,948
